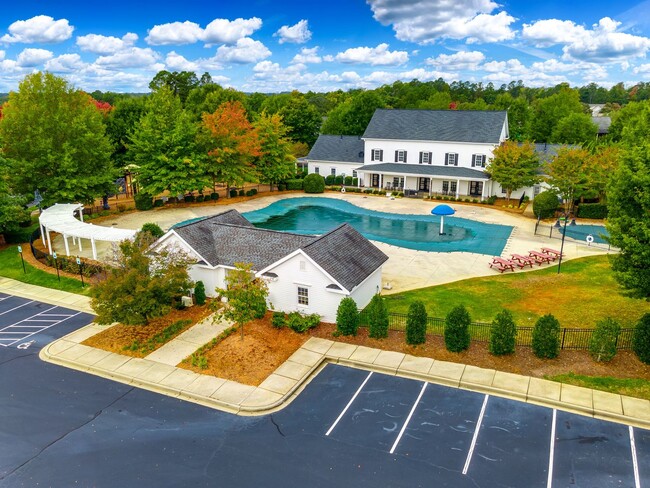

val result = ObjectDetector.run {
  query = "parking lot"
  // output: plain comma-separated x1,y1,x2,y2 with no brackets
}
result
1,292,649,487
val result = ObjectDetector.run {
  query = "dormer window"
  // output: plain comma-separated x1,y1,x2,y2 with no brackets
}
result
419,152,432,164
472,154,486,168
445,153,458,166
371,149,383,161
395,150,407,163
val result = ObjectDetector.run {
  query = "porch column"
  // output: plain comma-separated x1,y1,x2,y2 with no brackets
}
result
481,181,487,200
63,234,70,256
429,177,433,197
403,174,408,192
91,237,97,261
45,227,53,255
456,179,460,199
380,174,384,189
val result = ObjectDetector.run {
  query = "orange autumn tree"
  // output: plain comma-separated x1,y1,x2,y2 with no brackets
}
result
201,101,261,197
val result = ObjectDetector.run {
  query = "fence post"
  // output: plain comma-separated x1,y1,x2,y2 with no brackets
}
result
561,328,567,349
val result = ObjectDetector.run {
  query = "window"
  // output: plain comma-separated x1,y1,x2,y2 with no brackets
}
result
395,150,407,163
501,186,507,194
330,168,336,176
450,181,457,193
442,180,457,194
419,152,432,164
314,166,320,174
445,153,458,166
472,154,486,168
352,170,358,178
297,287,309,306
371,149,383,161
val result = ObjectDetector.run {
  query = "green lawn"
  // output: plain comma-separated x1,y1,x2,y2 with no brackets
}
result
546,373,650,401
0,246,89,295
384,256,650,329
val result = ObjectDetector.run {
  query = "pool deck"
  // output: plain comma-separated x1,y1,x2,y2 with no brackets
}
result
49,193,612,294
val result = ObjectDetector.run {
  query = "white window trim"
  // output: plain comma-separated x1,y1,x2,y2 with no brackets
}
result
371,149,382,161
297,286,309,306
397,150,407,163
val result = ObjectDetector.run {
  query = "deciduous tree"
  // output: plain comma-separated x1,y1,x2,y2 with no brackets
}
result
253,113,295,190
551,113,598,144
278,93,322,146
487,141,540,201
546,146,590,212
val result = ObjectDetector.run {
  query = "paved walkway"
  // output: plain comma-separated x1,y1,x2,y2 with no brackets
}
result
0,277,93,313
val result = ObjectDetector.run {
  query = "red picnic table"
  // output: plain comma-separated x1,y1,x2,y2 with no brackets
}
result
528,250,554,264
489,257,516,273
510,253,535,268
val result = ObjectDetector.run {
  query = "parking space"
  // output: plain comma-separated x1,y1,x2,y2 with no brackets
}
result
0,293,85,349
282,363,649,487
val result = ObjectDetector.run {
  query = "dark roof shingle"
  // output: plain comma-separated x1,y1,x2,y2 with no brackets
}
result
306,135,365,163
362,109,508,143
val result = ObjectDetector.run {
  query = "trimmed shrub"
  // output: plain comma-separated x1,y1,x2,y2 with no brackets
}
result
140,222,164,239
352,177,358,186
238,189,245,197
444,305,471,352
367,294,389,339
286,179,305,191
589,317,620,362
336,297,359,336
278,183,286,191
577,203,608,219
153,199,164,207
134,192,153,211
286,312,320,332
210,192,219,200
344,176,353,186
250,293,267,319
229,189,238,198
632,313,650,364
194,281,206,306
532,314,561,359
533,190,560,219
406,301,427,345
271,311,286,329
334,175,344,185
167,196,178,204
195,195,204,202
303,173,325,193
325,175,336,185
489,309,517,356
184,194,195,203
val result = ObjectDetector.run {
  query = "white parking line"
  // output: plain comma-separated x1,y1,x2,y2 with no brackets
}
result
0,310,82,347
630,426,641,488
547,409,557,488
462,394,489,475
389,382,428,454
325,371,373,436
0,300,34,316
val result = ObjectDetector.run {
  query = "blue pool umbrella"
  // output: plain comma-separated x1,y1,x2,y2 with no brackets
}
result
431,204,455,234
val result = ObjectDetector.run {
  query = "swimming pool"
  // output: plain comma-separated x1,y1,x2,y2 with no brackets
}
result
242,197,513,255
560,224,609,244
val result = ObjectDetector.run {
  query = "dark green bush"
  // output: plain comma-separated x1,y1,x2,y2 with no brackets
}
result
194,281,206,305
344,176,353,185
444,305,471,352
406,301,427,345
533,191,560,219
532,314,561,359
195,195,204,202
250,293,267,319
134,192,153,211
271,311,286,329
486,195,497,205
4,222,38,244
303,173,325,193
229,189,238,197
153,199,164,207
140,222,164,238
210,192,219,200
238,189,245,197
278,183,286,191
286,312,319,332
633,313,650,364
167,196,178,204
589,317,620,362
334,175,344,185
325,175,336,185
352,177,358,186
286,179,305,191
489,309,516,355
577,203,608,219
184,194,195,203
367,294,389,339
336,297,359,336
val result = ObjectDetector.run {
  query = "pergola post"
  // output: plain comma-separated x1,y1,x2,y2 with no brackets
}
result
40,221,46,246
78,236,83,252
91,238,97,261
79,208,84,222
63,235,70,256
45,228,53,255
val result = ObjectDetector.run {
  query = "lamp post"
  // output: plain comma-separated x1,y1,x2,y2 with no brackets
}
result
554,213,572,274
17,245,26,274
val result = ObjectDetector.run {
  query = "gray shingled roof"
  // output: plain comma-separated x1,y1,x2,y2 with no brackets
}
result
592,116,611,135
357,162,490,180
172,210,387,291
302,224,388,291
362,109,507,143
306,135,365,163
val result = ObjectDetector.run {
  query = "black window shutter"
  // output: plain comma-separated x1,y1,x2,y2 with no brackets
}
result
444,153,449,165
471,155,476,167
379,150,383,161
371,150,375,161
394,150,398,162
404,151,407,163
419,152,423,164
428,152,432,164
454,153,458,166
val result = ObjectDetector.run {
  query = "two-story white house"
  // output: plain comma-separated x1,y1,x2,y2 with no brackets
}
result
357,109,508,199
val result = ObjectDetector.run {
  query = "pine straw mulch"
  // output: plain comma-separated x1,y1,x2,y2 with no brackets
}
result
82,303,212,358
180,315,650,388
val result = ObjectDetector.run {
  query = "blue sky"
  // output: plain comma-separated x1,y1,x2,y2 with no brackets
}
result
2,0,650,93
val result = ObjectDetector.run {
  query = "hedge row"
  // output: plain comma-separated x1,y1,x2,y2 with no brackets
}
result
577,203,608,219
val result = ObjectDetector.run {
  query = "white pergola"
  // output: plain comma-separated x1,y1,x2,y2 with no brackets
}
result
39,203,137,260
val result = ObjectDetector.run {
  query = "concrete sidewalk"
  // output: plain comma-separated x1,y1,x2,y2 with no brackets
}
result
40,319,650,428
0,277,93,314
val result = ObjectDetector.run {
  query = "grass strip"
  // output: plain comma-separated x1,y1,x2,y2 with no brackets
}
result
545,372,650,401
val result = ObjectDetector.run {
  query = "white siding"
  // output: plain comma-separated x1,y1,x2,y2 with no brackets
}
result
306,160,360,180
349,267,382,312
190,265,225,297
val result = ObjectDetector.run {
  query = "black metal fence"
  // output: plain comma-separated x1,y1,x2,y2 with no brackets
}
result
534,221,615,251
359,311,635,351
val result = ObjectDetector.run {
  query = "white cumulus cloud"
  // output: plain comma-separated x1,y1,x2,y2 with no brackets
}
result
164,51,199,71
1,15,73,43
367,0,515,44
274,20,312,44
45,54,86,73
215,37,271,63
76,33,138,54
291,46,322,64
335,43,408,66
426,50,485,70
203,18,262,45
95,47,160,69
16,48,53,67
145,21,203,45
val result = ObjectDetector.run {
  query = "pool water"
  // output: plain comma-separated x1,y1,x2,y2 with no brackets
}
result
243,197,513,255
560,224,609,244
